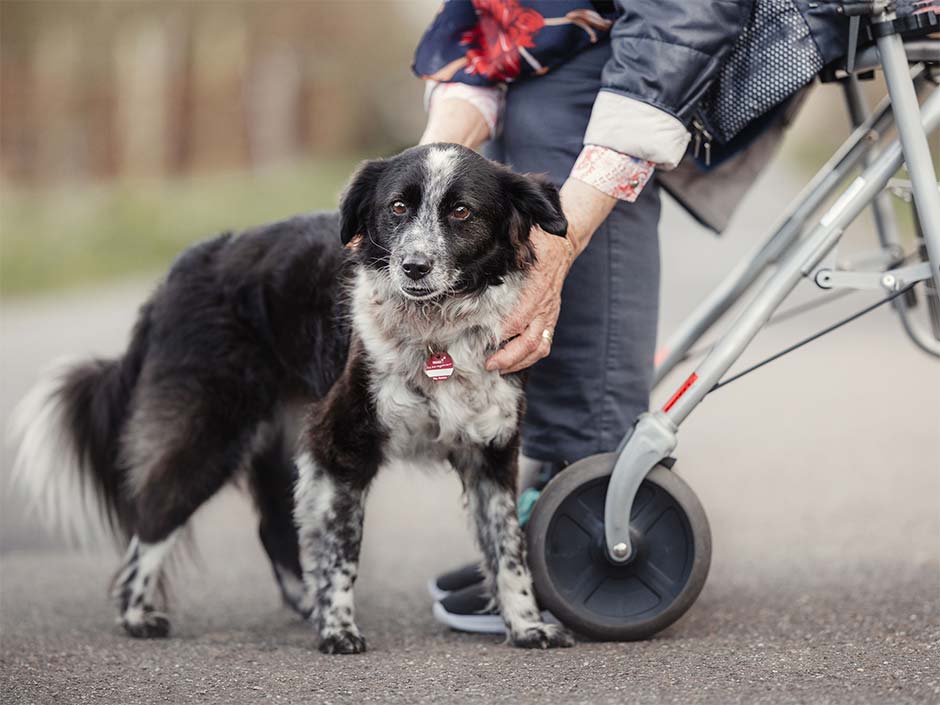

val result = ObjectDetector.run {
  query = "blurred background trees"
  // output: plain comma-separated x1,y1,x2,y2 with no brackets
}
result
0,0,434,296
0,1,929,297
1,0,427,184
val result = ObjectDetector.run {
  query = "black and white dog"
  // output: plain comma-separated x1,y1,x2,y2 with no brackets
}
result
11,143,574,652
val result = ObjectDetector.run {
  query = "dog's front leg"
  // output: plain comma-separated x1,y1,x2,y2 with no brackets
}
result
459,448,574,649
294,451,367,654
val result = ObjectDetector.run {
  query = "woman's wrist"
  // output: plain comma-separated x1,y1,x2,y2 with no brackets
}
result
571,146,655,203
558,177,617,258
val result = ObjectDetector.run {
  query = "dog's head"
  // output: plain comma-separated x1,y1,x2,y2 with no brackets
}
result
339,144,567,301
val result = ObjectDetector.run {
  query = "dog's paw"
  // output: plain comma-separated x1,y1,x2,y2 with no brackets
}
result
120,608,170,639
318,629,367,655
510,623,575,649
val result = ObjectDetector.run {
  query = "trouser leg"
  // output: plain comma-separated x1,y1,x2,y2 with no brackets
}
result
493,40,662,464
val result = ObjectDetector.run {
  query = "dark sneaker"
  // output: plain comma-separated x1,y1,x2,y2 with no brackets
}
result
432,582,505,634
432,582,561,635
426,562,485,601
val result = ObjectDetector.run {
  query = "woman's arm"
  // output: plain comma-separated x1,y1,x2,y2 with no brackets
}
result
419,82,502,148
420,97,491,148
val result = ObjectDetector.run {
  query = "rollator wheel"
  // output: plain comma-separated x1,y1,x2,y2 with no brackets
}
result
526,453,711,641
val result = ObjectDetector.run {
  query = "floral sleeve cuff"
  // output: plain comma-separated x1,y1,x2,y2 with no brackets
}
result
571,145,655,202
424,81,505,139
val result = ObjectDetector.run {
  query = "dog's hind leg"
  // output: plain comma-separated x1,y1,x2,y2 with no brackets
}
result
113,532,179,638
116,399,267,638
247,427,306,617
456,447,575,649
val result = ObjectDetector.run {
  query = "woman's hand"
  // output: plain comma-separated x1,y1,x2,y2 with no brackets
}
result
486,177,617,374
485,228,575,373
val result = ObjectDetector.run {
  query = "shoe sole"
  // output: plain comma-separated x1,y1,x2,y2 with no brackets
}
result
426,578,451,602
432,601,507,634
431,602,562,635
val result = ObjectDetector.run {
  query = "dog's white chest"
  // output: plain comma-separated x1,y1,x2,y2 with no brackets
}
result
350,267,525,463
374,354,521,462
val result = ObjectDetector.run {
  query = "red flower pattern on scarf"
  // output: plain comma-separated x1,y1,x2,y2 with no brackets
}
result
460,0,546,81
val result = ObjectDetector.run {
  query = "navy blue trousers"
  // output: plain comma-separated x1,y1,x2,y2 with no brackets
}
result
486,41,662,464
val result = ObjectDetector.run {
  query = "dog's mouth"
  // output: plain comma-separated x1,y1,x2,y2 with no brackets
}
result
399,285,442,301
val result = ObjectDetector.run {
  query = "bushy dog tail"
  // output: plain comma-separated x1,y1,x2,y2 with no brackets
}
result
8,306,151,548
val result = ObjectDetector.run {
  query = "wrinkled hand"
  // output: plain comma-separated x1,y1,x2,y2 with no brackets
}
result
486,227,575,374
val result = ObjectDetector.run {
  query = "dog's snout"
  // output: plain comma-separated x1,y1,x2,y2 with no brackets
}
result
401,254,433,281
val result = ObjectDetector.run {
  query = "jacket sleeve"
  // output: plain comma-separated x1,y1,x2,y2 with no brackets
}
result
583,0,753,170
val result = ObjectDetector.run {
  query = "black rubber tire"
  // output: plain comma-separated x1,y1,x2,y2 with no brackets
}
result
526,453,711,641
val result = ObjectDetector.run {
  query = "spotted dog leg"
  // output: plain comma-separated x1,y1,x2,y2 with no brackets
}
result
465,465,574,649
113,531,179,638
294,452,367,655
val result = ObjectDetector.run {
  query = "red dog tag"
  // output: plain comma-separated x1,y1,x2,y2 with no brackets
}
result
424,352,455,381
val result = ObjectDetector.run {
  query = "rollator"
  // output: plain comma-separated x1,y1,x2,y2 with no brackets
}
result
524,6,940,640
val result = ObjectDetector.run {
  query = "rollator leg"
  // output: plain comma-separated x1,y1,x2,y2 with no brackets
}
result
845,66,940,355
842,75,905,258
875,24,940,298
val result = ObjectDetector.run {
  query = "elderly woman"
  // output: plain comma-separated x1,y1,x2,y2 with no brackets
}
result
414,0,889,632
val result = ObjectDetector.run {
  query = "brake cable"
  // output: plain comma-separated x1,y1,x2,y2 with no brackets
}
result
680,289,856,362
708,282,918,393
680,250,924,364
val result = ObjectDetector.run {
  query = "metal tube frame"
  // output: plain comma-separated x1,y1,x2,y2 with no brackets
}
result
842,75,902,254
605,38,940,561
843,70,940,356
653,67,932,385
875,27,940,352
652,81,902,385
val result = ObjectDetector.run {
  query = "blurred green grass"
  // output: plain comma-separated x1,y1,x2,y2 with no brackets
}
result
0,157,361,297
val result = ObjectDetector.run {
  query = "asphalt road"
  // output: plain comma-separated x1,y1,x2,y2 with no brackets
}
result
1,161,938,705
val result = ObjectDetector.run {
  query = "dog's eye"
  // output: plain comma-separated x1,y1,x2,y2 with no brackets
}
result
452,205,471,221
390,201,408,216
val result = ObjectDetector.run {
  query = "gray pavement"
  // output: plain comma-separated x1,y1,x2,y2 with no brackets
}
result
1,161,938,705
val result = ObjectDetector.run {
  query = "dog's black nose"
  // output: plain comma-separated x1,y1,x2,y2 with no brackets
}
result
401,254,433,281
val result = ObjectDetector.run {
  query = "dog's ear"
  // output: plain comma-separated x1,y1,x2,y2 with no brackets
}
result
502,171,568,237
339,159,389,245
